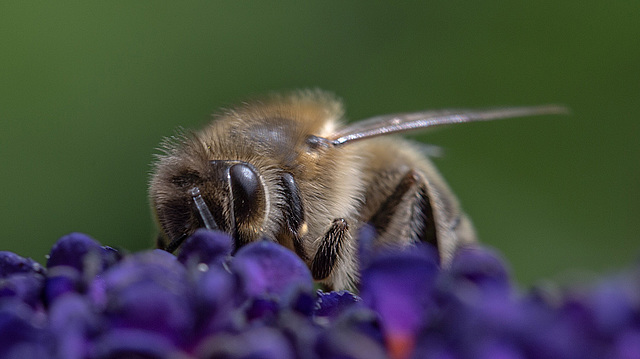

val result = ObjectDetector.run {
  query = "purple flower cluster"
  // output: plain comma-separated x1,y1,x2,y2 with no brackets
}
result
1,229,640,359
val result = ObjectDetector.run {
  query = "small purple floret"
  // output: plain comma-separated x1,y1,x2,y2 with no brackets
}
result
0,251,45,277
177,229,233,267
196,326,296,359
314,290,362,318
48,293,100,359
0,299,52,358
0,273,44,308
44,266,82,305
91,329,180,359
46,233,106,274
360,244,439,338
445,246,512,296
232,240,313,299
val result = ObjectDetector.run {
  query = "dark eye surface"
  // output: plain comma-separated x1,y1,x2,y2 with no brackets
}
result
229,163,264,224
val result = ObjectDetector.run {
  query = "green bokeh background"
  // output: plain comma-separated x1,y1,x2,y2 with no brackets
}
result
1,2,638,286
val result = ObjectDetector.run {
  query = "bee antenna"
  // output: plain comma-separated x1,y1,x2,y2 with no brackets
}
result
189,186,219,231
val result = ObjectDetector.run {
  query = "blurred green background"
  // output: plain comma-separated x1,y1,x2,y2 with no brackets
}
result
1,2,638,286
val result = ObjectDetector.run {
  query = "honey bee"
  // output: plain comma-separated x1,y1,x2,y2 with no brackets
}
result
149,90,565,290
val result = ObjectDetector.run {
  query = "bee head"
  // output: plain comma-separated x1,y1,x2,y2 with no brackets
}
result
151,159,267,253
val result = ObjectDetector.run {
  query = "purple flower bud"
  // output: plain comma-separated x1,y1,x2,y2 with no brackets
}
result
285,289,317,316
444,246,511,297
232,240,313,299
314,290,362,319
47,233,109,274
102,251,194,346
245,297,280,322
196,326,296,359
277,310,322,359
91,329,180,359
0,299,52,358
105,281,194,346
316,322,388,359
48,293,102,359
193,266,237,336
44,266,82,305
102,250,187,295
359,243,439,353
411,336,457,359
87,276,108,310
0,251,45,277
588,277,637,336
614,329,640,359
518,295,593,359
177,229,233,267
100,246,122,269
474,340,525,359
331,307,385,347
357,224,377,270
0,273,44,309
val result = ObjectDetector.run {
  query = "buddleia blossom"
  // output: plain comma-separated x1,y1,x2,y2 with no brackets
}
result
0,229,639,358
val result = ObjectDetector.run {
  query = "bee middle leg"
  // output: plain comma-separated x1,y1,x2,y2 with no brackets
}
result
368,169,438,251
310,218,350,281
309,170,438,282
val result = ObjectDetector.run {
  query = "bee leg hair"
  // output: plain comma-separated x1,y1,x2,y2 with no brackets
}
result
310,218,349,280
369,169,438,251
278,173,309,260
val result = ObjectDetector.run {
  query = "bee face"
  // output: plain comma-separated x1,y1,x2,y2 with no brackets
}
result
149,90,566,290
151,155,268,251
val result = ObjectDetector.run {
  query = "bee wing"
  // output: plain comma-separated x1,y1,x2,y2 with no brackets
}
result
328,105,568,147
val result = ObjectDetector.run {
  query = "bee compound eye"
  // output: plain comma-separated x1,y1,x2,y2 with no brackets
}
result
229,163,265,224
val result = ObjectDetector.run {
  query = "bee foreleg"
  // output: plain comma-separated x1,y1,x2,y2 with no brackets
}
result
310,218,349,280
369,169,438,249
278,173,309,260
